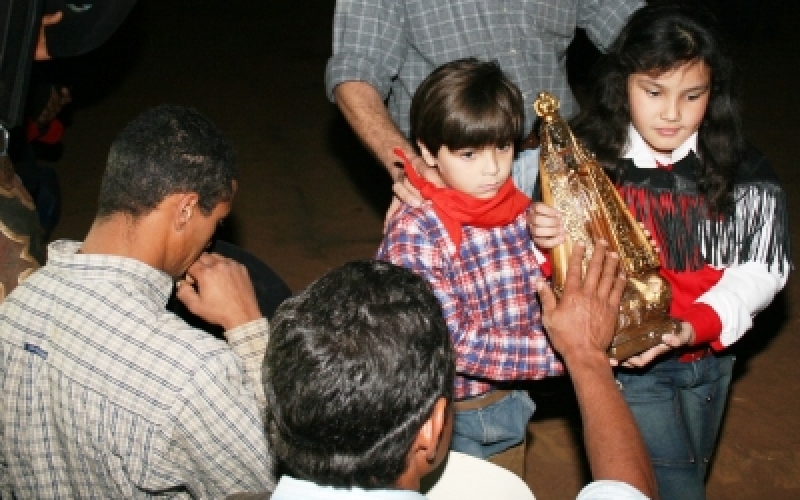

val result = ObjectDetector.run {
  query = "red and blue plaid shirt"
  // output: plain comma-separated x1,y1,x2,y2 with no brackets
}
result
377,204,564,399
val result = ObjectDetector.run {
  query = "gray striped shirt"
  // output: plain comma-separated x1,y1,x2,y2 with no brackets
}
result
326,0,643,137
0,241,273,499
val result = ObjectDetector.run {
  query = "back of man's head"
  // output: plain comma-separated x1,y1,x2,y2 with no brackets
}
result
264,260,455,489
97,104,236,218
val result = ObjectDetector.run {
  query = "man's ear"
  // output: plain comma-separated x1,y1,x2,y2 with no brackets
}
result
416,397,448,464
396,397,450,490
416,141,438,168
173,193,200,230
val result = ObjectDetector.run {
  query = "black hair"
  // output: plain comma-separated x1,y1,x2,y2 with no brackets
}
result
572,1,745,212
97,105,236,218
263,260,455,489
410,58,524,156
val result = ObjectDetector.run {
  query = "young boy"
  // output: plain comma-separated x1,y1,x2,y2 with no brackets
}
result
376,58,563,462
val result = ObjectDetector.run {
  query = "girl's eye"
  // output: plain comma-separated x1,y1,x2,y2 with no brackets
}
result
497,143,512,152
686,93,704,101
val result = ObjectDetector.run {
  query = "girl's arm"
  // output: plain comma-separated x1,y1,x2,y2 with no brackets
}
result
693,261,787,348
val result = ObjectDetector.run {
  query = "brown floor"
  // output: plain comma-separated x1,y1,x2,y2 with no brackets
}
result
44,1,799,499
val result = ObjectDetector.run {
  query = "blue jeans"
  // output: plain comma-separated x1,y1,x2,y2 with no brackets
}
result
451,390,535,459
616,354,735,500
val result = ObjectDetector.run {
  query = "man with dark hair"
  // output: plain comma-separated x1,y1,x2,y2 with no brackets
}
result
0,105,274,498
231,244,657,499
266,260,455,492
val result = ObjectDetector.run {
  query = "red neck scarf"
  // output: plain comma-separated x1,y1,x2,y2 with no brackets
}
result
394,148,531,252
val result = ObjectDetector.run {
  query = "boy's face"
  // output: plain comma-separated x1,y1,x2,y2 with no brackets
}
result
627,60,711,155
419,143,514,199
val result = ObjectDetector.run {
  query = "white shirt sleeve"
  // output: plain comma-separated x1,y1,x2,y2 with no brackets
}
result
576,480,650,500
696,260,788,347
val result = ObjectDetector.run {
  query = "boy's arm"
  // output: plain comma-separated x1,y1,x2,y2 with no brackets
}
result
538,243,657,499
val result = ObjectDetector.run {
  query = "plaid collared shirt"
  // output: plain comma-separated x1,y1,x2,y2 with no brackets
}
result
0,241,273,499
326,0,643,137
377,205,564,400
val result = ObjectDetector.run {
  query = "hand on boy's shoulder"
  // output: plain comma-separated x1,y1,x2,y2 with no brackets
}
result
385,155,441,232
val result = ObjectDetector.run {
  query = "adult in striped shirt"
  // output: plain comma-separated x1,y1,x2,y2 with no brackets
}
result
0,105,274,498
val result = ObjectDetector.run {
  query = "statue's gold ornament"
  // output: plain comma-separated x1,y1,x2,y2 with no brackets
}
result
535,91,680,361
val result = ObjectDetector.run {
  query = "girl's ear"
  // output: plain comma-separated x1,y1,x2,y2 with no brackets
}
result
416,141,437,167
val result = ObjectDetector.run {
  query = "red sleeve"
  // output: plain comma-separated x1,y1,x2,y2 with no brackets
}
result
680,302,723,351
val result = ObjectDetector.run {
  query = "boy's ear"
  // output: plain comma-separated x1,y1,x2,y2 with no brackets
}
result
416,141,437,167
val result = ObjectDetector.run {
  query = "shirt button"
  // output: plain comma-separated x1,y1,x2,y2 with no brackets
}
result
510,49,517,54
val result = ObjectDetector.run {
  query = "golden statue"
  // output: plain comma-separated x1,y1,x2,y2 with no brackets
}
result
535,91,680,360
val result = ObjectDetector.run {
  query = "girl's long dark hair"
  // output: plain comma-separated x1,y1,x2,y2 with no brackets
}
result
572,2,745,212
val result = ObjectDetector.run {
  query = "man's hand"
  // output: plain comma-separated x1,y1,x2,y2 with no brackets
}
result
529,202,565,249
384,153,442,231
537,242,626,363
621,321,695,368
35,12,63,61
175,252,263,333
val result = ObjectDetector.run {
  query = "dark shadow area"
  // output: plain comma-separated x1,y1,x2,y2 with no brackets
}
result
728,289,790,382
55,0,145,110
325,111,393,217
527,376,591,479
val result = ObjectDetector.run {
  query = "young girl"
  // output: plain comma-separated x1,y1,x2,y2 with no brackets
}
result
531,4,790,499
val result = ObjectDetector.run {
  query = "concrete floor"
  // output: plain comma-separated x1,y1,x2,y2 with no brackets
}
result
43,1,799,499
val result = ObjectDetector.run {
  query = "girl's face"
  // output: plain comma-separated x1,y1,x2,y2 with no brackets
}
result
627,60,711,155
418,141,514,199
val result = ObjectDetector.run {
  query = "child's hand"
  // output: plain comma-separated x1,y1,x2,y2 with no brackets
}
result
620,321,695,368
639,223,660,253
529,202,565,248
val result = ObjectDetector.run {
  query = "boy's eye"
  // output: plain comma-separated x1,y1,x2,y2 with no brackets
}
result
497,143,512,152
645,89,660,97
459,150,475,159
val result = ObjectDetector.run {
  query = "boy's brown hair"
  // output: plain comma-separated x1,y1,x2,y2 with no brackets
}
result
410,58,525,156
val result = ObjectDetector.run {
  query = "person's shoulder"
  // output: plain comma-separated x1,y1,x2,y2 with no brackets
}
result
385,203,446,237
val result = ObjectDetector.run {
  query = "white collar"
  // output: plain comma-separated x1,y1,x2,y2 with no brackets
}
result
622,124,698,168
271,476,426,500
